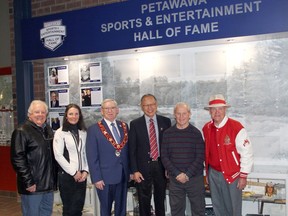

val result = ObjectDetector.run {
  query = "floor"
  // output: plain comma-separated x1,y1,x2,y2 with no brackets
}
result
0,189,137,216
0,195,64,216
0,194,135,216
0,196,21,216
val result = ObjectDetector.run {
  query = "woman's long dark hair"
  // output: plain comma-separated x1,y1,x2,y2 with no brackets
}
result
62,104,86,131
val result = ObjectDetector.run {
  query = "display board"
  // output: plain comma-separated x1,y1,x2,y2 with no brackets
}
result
45,35,288,168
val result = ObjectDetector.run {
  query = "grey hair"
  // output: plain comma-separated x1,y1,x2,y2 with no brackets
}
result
27,100,48,116
101,99,118,108
174,102,191,113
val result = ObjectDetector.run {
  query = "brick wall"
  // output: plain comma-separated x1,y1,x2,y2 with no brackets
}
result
5,0,127,193
9,0,125,126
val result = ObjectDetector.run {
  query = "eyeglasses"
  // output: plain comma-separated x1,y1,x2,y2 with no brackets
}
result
142,103,157,108
102,107,117,111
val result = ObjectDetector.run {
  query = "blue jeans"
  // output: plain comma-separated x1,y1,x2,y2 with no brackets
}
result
21,192,54,216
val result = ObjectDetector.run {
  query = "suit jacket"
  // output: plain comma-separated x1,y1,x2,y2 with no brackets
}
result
50,100,59,107
129,115,171,178
86,119,129,184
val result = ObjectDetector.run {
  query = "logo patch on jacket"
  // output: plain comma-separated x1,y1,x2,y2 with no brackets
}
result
243,139,250,147
224,135,231,145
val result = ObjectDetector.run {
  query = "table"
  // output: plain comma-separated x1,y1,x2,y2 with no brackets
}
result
248,165,288,215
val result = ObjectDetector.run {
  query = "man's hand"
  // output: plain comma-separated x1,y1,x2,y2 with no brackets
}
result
26,184,36,192
134,172,145,183
237,177,247,190
95,180,105,190
176,173,189,184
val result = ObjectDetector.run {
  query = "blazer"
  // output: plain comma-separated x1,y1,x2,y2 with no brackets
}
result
86,119,129,185
50,100,59,108
129,115,171,178
53,127,88,176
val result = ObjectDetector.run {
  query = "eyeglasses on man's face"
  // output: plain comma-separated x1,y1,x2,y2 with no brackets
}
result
142,103,157,108
102,107,117,111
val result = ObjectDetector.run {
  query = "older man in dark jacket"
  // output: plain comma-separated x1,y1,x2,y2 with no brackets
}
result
11,100,57,216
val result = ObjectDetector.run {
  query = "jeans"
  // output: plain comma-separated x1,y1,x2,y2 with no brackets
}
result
21,192,54,216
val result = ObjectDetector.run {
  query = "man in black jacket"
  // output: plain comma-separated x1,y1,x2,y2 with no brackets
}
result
129,94,171,216
11,100,57,216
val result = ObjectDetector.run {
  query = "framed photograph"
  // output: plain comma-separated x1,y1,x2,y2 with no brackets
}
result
48,65,69,86
79,62,102,84
80,86,103,107
49,112,65,131
49,88,70,109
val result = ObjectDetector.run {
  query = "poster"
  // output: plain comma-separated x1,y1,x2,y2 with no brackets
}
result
49,88,70,108
80,86,103,107
49,112,65,131
48,65,69,86
79,62,102,84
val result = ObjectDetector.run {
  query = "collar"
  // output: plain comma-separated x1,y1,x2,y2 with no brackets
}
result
103,118,117,126
144,115,157,123
214,116,228,128
62,123,78,132
26,119,46,130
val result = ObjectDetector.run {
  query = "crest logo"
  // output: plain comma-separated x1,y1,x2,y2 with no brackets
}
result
40,20,66,51
224,135,231,145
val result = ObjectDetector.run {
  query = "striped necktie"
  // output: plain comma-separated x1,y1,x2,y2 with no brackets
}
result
149,118,158,160
111,122,121,144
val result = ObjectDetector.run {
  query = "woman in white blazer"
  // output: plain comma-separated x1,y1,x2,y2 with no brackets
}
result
53,104,88,216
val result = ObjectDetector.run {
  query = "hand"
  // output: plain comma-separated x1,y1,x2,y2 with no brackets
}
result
95,180,105,190
26,184,36,192
176,173,189,184
78,171,88,182
134,172,144,183
237,177,247,190
73,171,82,182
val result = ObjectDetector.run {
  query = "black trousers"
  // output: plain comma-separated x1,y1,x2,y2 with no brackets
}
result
136,161,167,216
58,172,87,216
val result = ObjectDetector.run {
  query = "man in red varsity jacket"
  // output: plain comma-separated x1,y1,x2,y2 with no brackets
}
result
202,94,253,216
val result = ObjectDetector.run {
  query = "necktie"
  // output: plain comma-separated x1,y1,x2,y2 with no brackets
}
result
111,123,121,144
149,118,158,160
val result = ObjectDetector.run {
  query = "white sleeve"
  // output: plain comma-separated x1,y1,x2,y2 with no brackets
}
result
235,128,253,175
53,129,77,176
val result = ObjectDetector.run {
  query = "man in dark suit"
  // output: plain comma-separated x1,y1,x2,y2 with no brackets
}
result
86,99,130,216
129,94,171,216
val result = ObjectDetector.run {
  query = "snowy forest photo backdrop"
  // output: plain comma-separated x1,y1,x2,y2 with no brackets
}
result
46,35,288,167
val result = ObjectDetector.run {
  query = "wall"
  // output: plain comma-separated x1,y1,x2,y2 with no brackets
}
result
0,147,17,192
9,0,125,126
43,35,288,215
44,35,288,167
0,0,11,69
7,1,288,214
6,0,125,194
